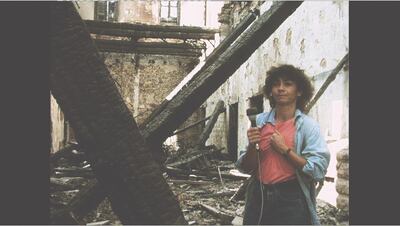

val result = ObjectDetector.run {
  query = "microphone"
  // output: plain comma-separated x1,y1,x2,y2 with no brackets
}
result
246,107,260,151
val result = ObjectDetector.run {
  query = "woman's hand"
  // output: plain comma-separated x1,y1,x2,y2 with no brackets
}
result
247,127,261,146
270,129,289,154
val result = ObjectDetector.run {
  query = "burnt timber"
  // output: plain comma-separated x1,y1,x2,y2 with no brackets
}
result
84,20,218,40
94,39,203,57
50,2,186,224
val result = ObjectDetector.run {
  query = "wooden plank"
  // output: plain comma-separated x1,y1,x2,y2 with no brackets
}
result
196,100,225,147
304,53,349,113
94,39,206,49
50,2,187,224
84,19,218,33
200,191,236,198
198,202,234,223
90,29,216,40
166,147,220,168
172,115,211,136
94,39,203,56
168,179,211,185
200,9,259,71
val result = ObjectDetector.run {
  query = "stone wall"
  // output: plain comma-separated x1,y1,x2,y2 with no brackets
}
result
99,52,201,127
135,54,200,125
100,52,137,118
336,148,349,222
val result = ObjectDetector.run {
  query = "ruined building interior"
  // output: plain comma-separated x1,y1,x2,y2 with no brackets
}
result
50,1,349,225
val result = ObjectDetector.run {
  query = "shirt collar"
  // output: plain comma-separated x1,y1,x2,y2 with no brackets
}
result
264,108,303,125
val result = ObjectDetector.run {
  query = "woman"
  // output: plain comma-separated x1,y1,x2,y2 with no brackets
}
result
236,64,330,225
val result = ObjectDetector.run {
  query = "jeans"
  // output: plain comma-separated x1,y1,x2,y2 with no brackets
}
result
243,177,311,225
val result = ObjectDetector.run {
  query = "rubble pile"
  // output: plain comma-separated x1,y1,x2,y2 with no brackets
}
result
50,145,340,225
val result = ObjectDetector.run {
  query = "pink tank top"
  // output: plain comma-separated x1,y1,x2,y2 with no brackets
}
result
256,118,297,184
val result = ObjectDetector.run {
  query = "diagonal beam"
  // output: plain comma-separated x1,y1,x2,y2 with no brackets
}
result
304,52,349,114
139,9,258,128
50,2,186,224
141,1,304,147
84,19,217,40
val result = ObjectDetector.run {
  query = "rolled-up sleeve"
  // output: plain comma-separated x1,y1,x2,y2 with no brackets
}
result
301,123,330,182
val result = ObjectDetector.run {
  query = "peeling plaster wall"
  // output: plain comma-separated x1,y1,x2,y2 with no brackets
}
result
206,1,349,159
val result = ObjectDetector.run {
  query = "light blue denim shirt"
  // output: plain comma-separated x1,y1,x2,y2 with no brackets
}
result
235,109,330,225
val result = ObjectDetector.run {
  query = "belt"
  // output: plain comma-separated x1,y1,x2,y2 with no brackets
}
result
262,179,300,192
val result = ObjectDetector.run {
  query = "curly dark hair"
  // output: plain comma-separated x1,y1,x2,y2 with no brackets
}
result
263,64,314,112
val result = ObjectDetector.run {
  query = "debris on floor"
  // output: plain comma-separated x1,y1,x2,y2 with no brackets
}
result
50,143,341,225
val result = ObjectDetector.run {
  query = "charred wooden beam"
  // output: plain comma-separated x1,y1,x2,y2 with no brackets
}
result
165,166,248,181
201,191,236,198
84,20,217,40
98,46,202,57
84,20,218,33
196,100,225,147
50,177,88,192
94,39,203,56
229,177,251,202
140,10,258,127
95,39,206,49
166,147,222,168
201,9,259,71
304,53,349,113
139,99,169,129
51,180,107,223
87,220,110,226
168,179,211,185
172,115,211,135
93,29,215,40
50,2,186,224
53,168,95,178
50,178,79,192
67,180,107,220
141,1,303,148
198,202,234,224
